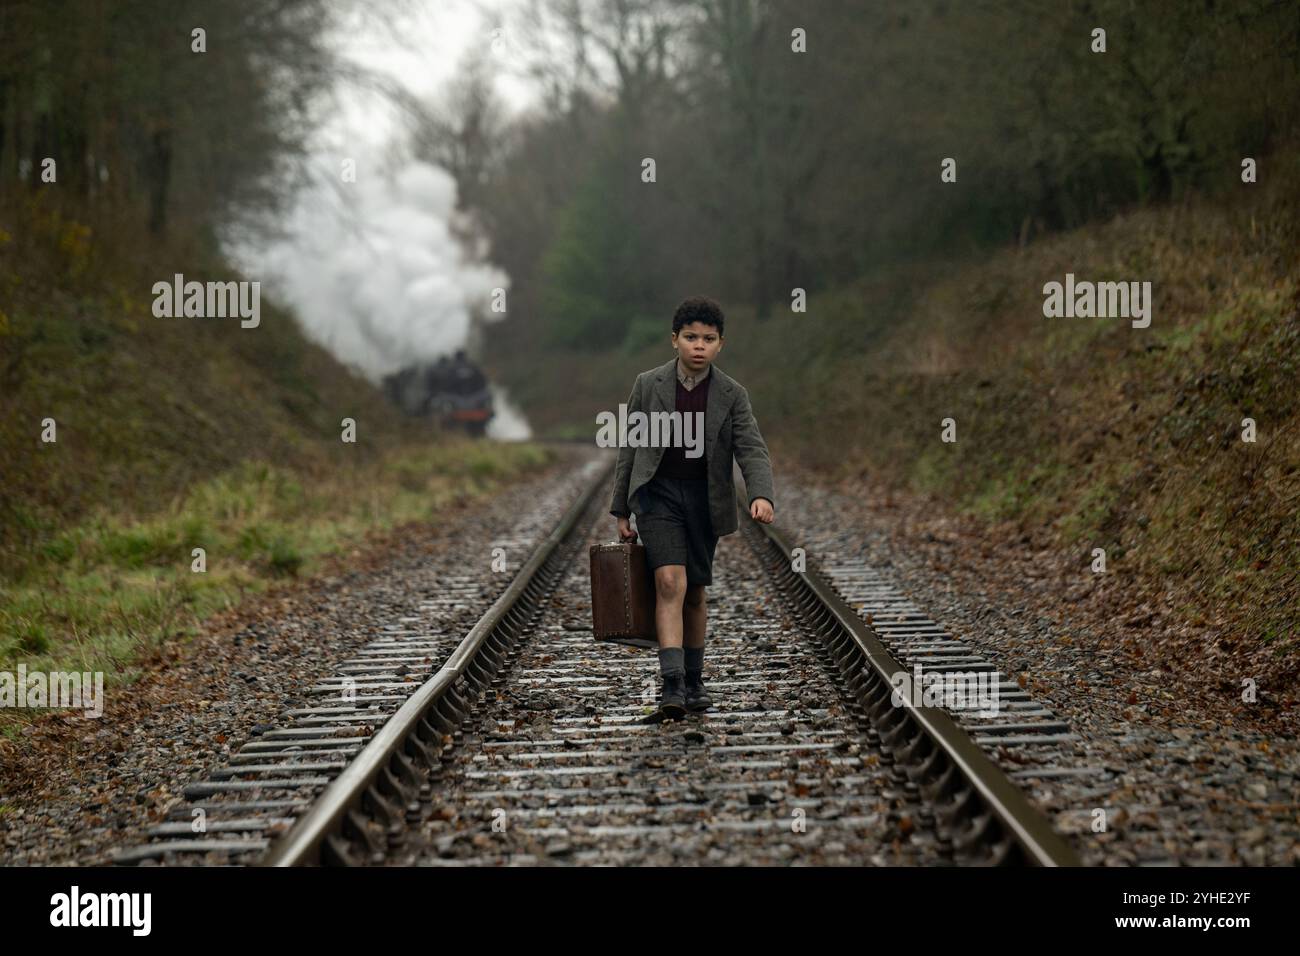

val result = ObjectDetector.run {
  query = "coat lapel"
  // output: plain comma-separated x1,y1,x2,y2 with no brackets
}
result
704,365,733,453
651,357,677,412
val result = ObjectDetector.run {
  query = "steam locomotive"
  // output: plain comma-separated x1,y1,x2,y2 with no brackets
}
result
382,350,495,436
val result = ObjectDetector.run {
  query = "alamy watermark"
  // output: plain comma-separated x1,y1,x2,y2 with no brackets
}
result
49,886,150,935
1043,273,1151,329
886,663,1000,717
152,273,260,328
595,406,705,457
1,665,105,718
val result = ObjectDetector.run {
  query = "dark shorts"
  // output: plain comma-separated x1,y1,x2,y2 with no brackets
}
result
633,475,719,586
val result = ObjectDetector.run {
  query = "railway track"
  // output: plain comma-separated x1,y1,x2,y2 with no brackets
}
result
109,454,608,866
811,551,1112,783
113,453,1081,866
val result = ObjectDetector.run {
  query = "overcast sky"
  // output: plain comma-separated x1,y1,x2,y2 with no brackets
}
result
337,0,540,143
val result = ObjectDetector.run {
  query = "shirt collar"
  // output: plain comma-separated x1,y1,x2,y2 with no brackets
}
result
675,357,711,390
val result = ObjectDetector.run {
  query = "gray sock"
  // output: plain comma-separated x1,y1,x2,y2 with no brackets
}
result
658,647,685,678
684,646,704,677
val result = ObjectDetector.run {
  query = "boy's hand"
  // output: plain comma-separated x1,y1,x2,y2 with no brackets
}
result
750,498,774,524
616,516,638,542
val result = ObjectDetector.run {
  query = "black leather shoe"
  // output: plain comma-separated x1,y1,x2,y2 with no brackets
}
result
659,673,687,719
685,671,712,712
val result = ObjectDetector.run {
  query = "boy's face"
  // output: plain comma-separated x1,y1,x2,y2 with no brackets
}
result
672,321,723,372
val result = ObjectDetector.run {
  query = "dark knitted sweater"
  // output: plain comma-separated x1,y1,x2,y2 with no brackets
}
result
653,374,709,480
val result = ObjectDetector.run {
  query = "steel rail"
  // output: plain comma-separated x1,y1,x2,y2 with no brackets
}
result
738,481,1081,866
261,457,614,866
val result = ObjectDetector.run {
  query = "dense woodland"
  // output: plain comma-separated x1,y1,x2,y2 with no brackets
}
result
416,0,1300,347
0,0,337,242
4,0,1295,324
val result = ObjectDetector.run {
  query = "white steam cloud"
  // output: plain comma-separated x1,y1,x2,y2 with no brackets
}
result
235,160,508,383
223,2,537,439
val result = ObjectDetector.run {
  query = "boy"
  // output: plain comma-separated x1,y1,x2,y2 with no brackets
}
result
609,296,776,719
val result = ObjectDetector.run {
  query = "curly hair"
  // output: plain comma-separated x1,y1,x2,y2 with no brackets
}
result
672,296,725,336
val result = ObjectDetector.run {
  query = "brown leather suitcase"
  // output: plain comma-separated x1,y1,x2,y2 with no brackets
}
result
589,541,658,648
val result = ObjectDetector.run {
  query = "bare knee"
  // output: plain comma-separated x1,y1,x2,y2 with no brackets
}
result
654,567,687,604
683,584,706,609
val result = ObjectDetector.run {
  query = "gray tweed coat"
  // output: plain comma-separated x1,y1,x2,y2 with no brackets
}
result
608,357,775,537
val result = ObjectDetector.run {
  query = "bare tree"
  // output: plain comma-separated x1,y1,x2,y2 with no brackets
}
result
416,51,509,212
